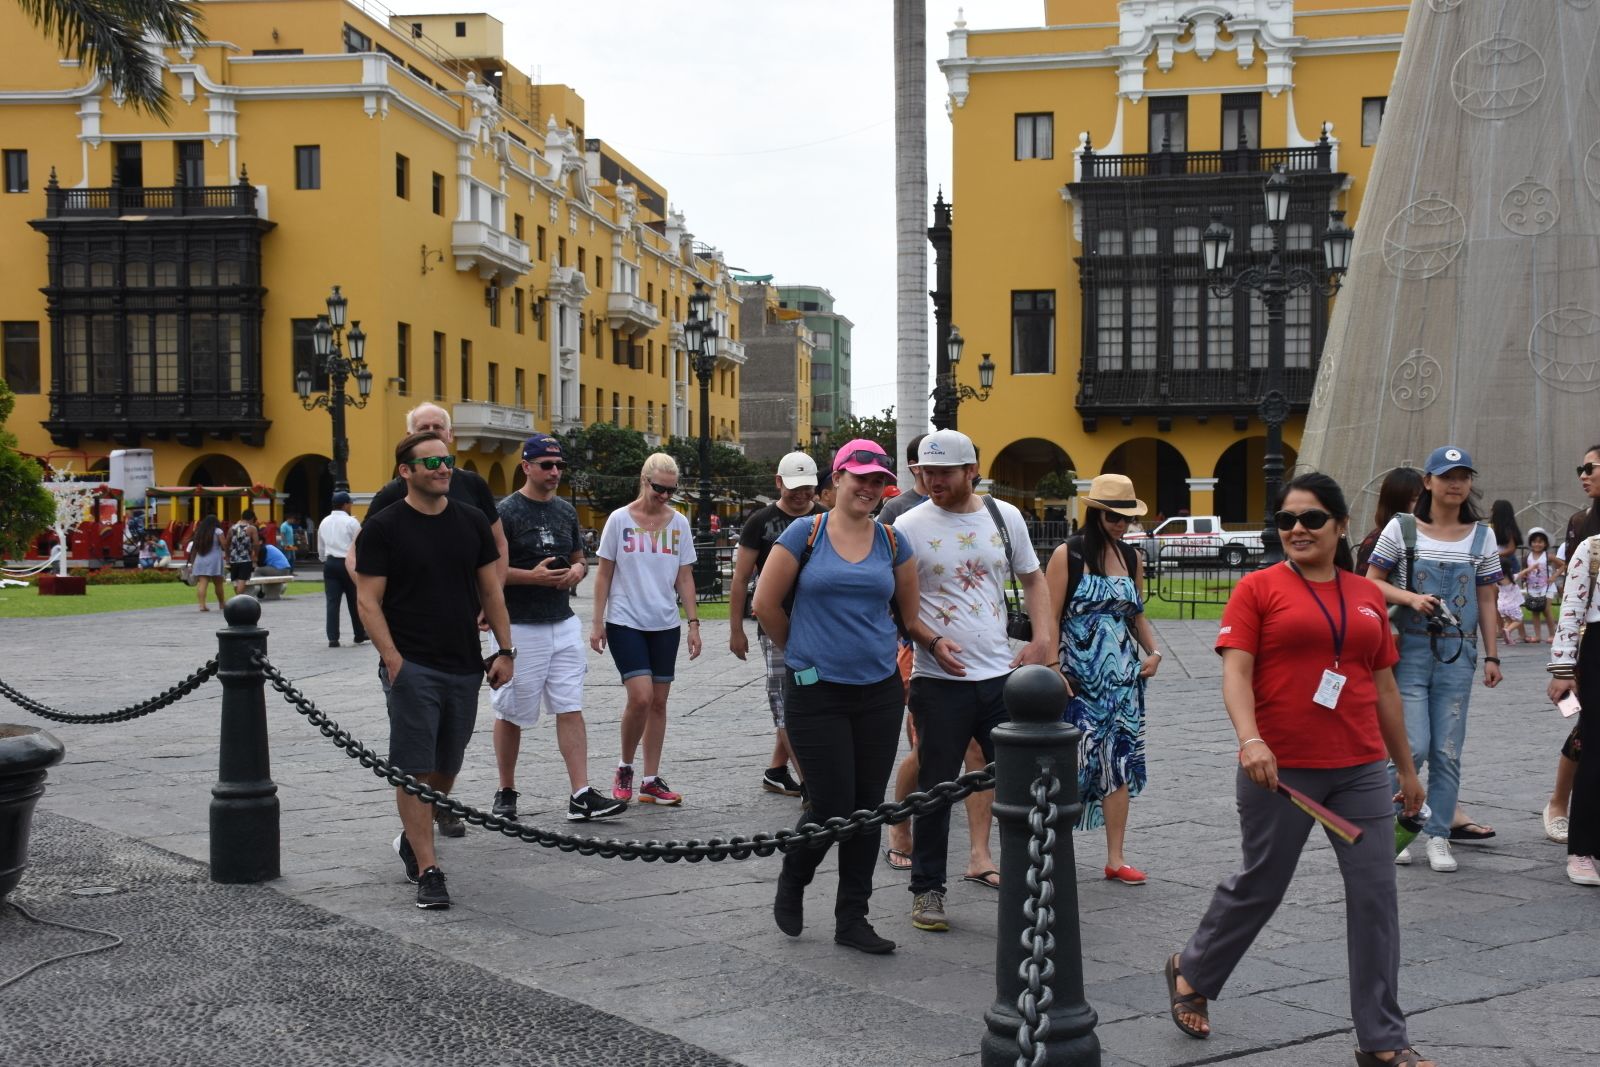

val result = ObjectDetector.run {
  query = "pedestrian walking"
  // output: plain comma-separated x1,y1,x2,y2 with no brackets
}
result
1355,468,1422,572
354,430,512,910
1165,472,1435,1067
488,434,623,823
589,452,700,807
317,493,366,648
880,434,929,871
1044,473,1162,885
1364,445,1503,873
226,510,261,595
1517,528,1560,644
728,451,823,798
1546,444,1600,850
1489,498,1524,586
896,430,1054,933
1548,465,1600,886
278,514,299,566
186,515,226,612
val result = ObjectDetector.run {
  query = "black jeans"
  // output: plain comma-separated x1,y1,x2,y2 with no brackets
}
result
781,671,903,927
323,556,365,643
908,674,1008,894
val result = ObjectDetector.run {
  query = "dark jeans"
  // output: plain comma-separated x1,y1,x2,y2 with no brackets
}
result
323,556,365,643
1569,627,1600,857
781,671,903,927
908,674,1009,894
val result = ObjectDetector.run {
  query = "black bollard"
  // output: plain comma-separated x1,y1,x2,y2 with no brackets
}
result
209,595,279,883
982,664,1099,1066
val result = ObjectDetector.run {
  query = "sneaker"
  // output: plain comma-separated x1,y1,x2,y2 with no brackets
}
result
416,865,450,909
1567,855,1600,886
762,766,803,797
612,764,635,802
491,788,519,819
393,832,419,884
1425,835,1457,872
911,890,950,932
434,805,466,838
328,640,340,648
834,922,896,954
639,776,683,806
1395,845,1412,866
569,786,627,821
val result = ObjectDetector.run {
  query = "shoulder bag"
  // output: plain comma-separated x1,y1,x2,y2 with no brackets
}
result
982,496,1032,641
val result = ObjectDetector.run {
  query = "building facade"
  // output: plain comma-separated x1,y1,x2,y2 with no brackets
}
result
938,0,1404,520
776,285,851,435
737,280,813,462
0,0,745,521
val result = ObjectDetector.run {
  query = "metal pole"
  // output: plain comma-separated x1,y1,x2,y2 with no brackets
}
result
329,344,350,495
1259,244,1288,565
696,357,713,542
210,595,279,884
982,665,1099,1065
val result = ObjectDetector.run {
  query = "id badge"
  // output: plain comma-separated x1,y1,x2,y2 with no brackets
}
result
1313,669,1346,709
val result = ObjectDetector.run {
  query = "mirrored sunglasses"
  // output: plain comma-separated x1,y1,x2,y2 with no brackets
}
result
835,449,893,472
404,454,456,471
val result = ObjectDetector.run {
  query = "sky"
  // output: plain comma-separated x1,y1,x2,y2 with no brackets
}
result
394,0,1046,420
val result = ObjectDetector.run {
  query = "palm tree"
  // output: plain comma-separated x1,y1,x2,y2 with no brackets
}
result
17,0,203,121
893,0,928,489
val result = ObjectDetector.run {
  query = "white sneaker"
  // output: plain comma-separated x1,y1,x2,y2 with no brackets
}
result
1395,845,1412,866
1567,855,1600,886
1425,835,1457,872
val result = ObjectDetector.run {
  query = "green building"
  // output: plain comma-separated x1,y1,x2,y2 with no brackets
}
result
776,285,852,436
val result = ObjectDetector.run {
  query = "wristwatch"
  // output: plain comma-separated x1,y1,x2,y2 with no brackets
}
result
489,647,517,661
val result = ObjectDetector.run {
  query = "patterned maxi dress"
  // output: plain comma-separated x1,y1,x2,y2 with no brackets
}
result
1060,571,1147,831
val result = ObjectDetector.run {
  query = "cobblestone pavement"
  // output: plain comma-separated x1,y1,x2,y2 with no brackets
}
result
4,586,1599,1065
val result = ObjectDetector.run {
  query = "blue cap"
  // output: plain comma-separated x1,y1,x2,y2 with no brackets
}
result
521,433,563,460
1423,445,1476,476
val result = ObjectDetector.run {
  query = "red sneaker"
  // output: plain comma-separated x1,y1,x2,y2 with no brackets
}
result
639,776,683,806
612,765,635,802
1104,864,1147,885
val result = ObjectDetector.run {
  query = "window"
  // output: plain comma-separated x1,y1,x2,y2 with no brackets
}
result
291,318,328,392
252,48,303,56
1206,297,1234,370
1015,113,1053,160
127,314,180,393
113,142,143,187
515,368,526,408
513,287,524,334
512,213,523,240
342,23,372,52
454,20,466,36
396,322,410,396
1249,299,1269,369
627,395,635,429
1171,285,1199,370
2,322,39,393
536,298,546,341
460,339,472,400
431,172,443,215
577,247,586,273
646,399,655,432
1362,97,1387,147
611,393,620,425
557,236,567,266
1129,286,1158,371
646,339,653,374
1131,227,1158,255
579,384,586,421
1012,291,1055,374
432,331,445,399
488,287,500,328
536,226,546,260
646,282,653,303
596,255,604,288
1286,290,1313,369
1095,288,1123,371
3,150,27,194
395,154,409,199
295,146,320,190
487,361,499,403
1221,93,1261,151
1149,96,1187,153
814,362,832,381
578,312,585,354
176,141,204,187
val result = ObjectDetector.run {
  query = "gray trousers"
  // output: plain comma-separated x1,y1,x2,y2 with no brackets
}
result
1179,760,1407,1052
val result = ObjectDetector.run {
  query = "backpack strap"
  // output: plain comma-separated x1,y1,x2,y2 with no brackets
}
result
1065,534,1085,604
797,514,825,572
1397,513,1418,593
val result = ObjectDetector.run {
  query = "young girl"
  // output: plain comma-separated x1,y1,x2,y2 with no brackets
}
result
1497,571,1527,646
1519,528,1562,644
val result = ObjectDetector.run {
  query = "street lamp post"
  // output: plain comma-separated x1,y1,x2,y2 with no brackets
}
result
1201,166,1353,564
295,285,373,495
931,325,996,430
685,281,719,592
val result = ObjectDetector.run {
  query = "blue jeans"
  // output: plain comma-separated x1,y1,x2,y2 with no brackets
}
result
1390,631,1476,838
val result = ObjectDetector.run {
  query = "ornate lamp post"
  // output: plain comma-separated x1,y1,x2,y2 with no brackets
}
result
295,285,373,495
1201,166,1353,564
685,281,720,591
931,325,995,430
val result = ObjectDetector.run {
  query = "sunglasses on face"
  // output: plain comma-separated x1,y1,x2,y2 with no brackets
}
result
1579,462,1598,477
404,454,456,471
1273,508,1332,532
836,449,893,472
1102,513,1131,524
532,460,567,471
648,481,677,496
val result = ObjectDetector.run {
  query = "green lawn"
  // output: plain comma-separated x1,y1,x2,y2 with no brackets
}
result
0,580,326,619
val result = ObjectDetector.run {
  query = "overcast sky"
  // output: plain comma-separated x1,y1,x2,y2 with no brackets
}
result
396,0,1045,420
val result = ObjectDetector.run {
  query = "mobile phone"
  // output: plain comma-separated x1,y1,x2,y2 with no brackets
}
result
541,556,571,571
1558,692,1582,718
792,665,820,686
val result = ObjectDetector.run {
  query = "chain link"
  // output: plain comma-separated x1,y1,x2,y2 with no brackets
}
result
0,660,219,725
1015,770,1060,1067
254,652,993,861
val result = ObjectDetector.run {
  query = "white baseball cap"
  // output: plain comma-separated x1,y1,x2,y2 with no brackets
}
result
777,451,819,488
917,429,978,467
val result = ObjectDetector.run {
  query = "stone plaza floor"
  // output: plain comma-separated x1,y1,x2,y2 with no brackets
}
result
3,585,1598,1065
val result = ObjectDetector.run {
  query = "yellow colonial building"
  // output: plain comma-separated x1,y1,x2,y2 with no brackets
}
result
939,0,1405,521
0,0,747,520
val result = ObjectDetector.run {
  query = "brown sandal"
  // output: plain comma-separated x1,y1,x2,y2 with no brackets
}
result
1164,953,1210,1039
1355,1048,1434,1066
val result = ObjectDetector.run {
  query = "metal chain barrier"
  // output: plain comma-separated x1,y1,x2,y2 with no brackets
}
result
255,651,994,861
1015,770,1060,1067
0,660,219,725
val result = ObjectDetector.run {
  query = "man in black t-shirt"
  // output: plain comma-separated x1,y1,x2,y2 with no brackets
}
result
487,434,625,824
355,430,512,910
729,451,823,797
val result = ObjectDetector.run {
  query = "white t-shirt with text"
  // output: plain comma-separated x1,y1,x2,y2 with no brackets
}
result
598,506,697,631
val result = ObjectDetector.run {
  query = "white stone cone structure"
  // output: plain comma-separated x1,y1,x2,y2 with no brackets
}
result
1301,0,1600,532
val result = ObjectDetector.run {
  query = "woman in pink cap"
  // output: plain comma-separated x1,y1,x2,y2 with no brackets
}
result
754,439,959,955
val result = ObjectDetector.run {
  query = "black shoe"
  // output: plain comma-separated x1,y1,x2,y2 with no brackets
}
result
568,786,627,821
491,788,519,820
393,832,419,884
434,806,466,838
762,765,804,797
416,866,450,909
834,922,895,955
773,875,804,937
354,636,369,644
329,640,340,648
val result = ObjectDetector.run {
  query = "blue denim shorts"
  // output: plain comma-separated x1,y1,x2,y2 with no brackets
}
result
606,623,680,683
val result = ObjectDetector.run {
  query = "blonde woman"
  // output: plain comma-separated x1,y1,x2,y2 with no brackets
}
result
590,453,701,806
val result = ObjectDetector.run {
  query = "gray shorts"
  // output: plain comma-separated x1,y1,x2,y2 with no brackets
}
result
379,660,481,777
759,632,787,729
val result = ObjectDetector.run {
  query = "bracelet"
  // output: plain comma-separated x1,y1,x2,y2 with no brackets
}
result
1239,738,1266,751
1548,664,1577,678
686,619,700,626
1483,656,1500,665
929,636,945,652
1146,649,1162,659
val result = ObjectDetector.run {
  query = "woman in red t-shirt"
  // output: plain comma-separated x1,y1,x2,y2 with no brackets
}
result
1164,473,1434,1067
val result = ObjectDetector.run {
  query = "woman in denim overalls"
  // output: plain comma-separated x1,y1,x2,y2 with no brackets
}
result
1365,446,1504,873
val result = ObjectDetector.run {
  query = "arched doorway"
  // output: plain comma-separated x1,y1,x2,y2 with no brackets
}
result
279,454,334,524
462,459,481,478
487,462,508,498
1213,438,1299,524
988,437,1075,516
1103,438,1190,520
511,463,527,493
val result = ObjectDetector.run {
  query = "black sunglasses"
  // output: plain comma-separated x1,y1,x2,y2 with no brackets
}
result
532,460,567,471
1578,462,1597,477
404,454,456,471
1273,509,1332,532
836,449,893,471
648,481,677,496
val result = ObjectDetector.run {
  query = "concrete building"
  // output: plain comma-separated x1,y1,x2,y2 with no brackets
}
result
776,285,851,436
736,279,812,462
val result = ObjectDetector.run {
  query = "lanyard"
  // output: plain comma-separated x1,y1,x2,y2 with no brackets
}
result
1286,561,1347,668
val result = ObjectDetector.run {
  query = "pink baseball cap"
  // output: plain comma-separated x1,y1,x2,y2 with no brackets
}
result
832,438,895,477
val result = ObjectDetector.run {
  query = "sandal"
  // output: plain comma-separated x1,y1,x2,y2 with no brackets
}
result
882,847,912,871
1448,821,1495,842
1354,1047,1434,1066
1164,953,1209,1039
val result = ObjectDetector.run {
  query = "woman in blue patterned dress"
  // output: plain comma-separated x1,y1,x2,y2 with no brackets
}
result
1045,473,1163,885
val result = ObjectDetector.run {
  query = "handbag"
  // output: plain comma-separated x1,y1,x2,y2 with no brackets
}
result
982,496,1032,641
1524,595,1549,614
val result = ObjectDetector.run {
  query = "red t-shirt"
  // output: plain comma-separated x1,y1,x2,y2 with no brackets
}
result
1215,562,1398,769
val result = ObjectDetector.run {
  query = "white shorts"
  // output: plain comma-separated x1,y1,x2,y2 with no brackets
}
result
488,616,587,728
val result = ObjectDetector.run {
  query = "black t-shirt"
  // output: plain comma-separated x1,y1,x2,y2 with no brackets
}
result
368,466,499,528
355,499,499,675
738,502,824,573
498,492,583,625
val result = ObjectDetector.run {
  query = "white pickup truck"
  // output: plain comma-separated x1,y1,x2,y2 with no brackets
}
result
1124,515,1264,568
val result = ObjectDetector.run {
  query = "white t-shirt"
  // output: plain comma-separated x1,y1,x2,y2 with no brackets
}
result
598,506,697,631
896,496,1040,682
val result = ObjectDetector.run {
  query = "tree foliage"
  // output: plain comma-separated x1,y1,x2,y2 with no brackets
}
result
553,423,780,514
0,377,55,557
18,0,205,122
1035,470,1079,500
815,407,897,461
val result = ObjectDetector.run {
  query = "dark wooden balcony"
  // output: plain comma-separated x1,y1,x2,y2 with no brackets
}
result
1075,366,1314,418
43,172,260,219
1080,140,1334,181
45,392,269,448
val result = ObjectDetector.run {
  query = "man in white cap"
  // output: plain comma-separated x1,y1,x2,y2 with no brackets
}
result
730,451,824,796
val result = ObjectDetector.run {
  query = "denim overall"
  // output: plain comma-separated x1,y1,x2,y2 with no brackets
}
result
1388,523,1492,839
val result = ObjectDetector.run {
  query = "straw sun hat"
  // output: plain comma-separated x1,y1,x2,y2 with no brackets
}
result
1080,473,1148,518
